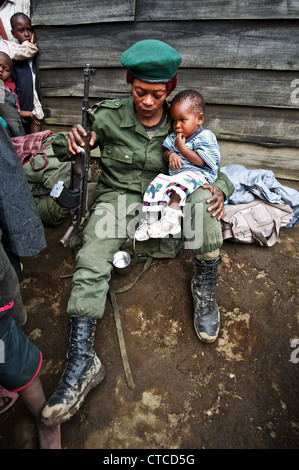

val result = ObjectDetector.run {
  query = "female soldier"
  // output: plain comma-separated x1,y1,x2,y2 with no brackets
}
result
42,40,234,427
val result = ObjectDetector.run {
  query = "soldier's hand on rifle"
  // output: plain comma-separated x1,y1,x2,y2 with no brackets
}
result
67,124,96,155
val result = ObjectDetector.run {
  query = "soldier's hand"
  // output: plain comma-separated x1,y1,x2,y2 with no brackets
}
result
203,183,225,221
67,124,96,155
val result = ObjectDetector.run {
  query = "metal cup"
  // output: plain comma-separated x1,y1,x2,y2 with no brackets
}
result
113,251,131,274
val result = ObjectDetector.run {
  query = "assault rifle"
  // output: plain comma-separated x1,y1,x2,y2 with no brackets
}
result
52,64,96,247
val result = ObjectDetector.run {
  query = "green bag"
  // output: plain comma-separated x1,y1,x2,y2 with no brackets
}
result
69,230,182,264
120,235,183,265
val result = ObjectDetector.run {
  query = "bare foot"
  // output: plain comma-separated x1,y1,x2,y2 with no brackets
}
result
38,422,61,449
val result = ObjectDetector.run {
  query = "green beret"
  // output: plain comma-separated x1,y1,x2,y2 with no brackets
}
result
120,39,182,83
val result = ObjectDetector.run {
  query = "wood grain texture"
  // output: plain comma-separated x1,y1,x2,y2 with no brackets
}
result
136,0,299,20
31,0,299,177
39,67,299,109
35,20,299,71
219,140,299,181
41,96,299,147
31,0,135,25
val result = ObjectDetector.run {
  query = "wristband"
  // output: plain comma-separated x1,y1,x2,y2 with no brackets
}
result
167,151,176,158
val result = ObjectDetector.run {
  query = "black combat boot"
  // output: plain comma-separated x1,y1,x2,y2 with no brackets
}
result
42,316,105,426
191,255,222,343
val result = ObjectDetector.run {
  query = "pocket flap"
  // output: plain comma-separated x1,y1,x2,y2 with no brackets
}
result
102,145,133,164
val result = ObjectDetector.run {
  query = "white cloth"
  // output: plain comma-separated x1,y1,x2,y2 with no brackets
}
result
0,0,30,42
28,58,44,119
0,37,37,59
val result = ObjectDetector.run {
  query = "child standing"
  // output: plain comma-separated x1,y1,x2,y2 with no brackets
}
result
0,51,25,136
135,89,221,240
10,12,43,133
0,241,61,449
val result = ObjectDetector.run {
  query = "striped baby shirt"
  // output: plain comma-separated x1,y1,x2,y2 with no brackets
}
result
163,126,220,184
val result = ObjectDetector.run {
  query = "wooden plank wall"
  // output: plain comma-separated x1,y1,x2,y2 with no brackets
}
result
31,0,299,180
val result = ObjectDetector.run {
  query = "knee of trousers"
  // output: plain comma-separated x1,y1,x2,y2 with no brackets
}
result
184,189,223,254
67,221,125,319
67,254,114,320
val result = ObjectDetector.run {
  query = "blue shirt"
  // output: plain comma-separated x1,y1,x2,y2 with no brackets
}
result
163,127,220,184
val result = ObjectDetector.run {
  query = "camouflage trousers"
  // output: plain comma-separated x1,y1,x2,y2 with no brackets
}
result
67,185,223,319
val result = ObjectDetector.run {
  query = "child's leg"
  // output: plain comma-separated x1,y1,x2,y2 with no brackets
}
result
30,119,42,134
148,192,184,238
0,313,61,449
148,170,208,238
19,378,61,449
169,191,182,210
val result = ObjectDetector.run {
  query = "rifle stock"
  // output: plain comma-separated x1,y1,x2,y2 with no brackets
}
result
59,64,96,247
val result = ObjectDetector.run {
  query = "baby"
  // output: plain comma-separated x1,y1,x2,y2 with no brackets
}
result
0,51,24,135
135,89,221,240
0,50,12,83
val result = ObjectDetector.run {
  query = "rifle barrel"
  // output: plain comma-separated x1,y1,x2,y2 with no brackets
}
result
59,64,95,247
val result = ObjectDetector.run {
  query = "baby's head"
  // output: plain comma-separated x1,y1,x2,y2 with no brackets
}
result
10,12,33,44
170,89,205,139
0,52,13,83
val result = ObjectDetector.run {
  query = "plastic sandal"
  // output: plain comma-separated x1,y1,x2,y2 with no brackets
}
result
134,219,150,241
0,385,19,414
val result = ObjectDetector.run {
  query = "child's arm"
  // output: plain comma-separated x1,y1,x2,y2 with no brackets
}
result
1,39,38,61
19,110,40,125
163,148,183,172
175,133,205,167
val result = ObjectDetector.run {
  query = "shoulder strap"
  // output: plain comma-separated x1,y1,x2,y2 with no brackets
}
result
109,257,153,389
241,210,278,246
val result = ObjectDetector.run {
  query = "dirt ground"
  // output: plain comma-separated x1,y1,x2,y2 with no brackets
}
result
0,180,298,451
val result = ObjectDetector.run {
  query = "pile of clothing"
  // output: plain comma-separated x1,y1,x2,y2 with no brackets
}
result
222,165,299,228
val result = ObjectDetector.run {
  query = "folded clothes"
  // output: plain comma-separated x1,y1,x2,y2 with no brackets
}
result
222,164,299,227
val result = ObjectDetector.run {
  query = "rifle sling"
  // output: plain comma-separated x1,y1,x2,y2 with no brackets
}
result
109,256,153,389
